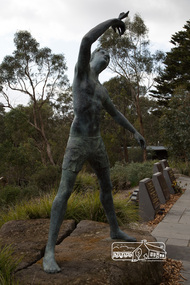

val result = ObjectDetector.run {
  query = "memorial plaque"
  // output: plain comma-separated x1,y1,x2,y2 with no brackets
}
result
146,179,160,211
139,178,160,221
160,159,169,169
157,172,170,201
163,167,175,194
168,168,176,184
153,162,163,174
153,172,170,204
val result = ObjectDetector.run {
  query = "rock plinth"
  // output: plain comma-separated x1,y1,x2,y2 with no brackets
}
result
0,220,163,285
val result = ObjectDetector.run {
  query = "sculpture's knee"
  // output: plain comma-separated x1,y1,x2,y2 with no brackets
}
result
59,189,72,203
52,188,71,210
100,186,113,206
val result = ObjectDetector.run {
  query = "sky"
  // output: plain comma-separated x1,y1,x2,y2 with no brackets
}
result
0,0,190,105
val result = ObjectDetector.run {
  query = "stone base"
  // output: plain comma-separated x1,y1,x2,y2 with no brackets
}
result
0,220,163,285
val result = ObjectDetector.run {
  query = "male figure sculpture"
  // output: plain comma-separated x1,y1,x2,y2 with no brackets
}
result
43,12,146,273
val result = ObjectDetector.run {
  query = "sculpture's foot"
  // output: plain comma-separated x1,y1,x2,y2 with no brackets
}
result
43,253,61,274
111,229,137,242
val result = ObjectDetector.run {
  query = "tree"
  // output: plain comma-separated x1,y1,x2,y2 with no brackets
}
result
0,31,69,165
102,77,162,164
153,20,190,101
160,87,190,162
99,14,164,160
0,102,72,185
102,76,136,163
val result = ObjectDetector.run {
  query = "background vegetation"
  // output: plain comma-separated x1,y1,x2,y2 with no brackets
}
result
0,15,189,192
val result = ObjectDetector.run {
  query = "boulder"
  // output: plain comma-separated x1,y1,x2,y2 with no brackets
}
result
0,219,163,284
0,219,76,270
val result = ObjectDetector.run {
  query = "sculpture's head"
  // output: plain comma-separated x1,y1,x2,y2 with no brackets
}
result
90,48,110,74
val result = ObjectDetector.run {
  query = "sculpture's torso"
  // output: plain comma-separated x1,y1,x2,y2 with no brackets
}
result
70,71,107,137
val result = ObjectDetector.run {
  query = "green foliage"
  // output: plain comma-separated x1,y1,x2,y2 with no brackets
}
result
110,161,155,190
30,164,61,192
160,89,190,161
153,20,190,100
169,160,190,177
74,173,98,192
0,243,21,285
0,30,70,166
99,15,164,155
65,191,106,223
0,186,21,206
0,192,55,227
114,198,139,225
128,147,144,163
0,189,138,228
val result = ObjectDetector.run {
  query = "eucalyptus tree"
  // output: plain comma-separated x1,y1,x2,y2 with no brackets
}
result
99,14,164,160
0,31,69,165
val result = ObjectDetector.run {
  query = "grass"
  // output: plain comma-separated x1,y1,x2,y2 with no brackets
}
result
0,243,21,285
0,190,138,228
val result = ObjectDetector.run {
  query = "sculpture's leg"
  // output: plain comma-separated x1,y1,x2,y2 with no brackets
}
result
43,169,77,273
95,167,136,242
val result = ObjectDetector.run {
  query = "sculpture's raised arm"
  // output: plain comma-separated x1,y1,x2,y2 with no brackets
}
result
76,12,129,75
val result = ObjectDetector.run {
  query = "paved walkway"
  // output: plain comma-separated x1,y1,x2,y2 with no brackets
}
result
152,176,190,284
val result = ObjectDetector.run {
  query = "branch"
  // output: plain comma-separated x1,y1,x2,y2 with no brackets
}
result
0,89,14,109
24,62,36,101
41,63,50,101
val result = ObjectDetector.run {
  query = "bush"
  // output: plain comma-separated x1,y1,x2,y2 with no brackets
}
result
110,162,130,190
0,185,40,208
0,186,21,206
126,161,155,187
111,161,155,190
30,164,61,191
74,172,99,193
128,147,144,162
169,160,190,176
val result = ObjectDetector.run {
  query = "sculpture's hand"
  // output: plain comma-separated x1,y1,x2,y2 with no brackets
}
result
112,19,126,36
112,11,129,36
134,131,146,149
118,11,129,20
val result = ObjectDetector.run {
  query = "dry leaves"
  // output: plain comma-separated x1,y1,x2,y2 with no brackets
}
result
160,258,186,285
148,192,183,227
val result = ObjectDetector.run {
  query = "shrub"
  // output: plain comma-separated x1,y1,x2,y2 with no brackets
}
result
169,160,190,176
0,186,21,206
110,162,130,190
126,161,155,187
0,185,40,208
30,164,61,191
74,172,98,192
128,147,144,162
110,161,155,190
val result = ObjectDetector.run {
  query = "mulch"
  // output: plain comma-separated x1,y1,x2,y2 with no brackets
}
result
147,192,183,227
161,258,187,285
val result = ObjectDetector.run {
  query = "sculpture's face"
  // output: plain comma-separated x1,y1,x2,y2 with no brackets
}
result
91,49,110,74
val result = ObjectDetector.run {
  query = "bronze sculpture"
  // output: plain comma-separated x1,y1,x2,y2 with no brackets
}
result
43,12,146,273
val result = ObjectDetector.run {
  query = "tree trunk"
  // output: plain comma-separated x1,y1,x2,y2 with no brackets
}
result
123,130,129,163
32,103,55,166
134,89,147,161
